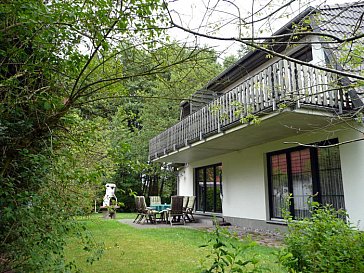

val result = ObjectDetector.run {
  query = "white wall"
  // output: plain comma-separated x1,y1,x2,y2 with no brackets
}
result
222,145,267,220
338,128,364,230
177,124,364,230
177,164,194,196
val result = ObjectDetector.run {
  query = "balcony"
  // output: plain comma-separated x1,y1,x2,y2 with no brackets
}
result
149,59,353,162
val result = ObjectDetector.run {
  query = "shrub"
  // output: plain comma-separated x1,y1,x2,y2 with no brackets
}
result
200,224,267,273
279,202,364,273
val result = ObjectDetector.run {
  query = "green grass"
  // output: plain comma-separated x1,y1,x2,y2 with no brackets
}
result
65,213,286,273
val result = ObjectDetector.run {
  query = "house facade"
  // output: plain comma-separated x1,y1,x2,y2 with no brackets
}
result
149,3,364,231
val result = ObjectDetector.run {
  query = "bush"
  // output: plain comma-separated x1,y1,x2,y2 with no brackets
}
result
279,203,364,273
200,224,267,273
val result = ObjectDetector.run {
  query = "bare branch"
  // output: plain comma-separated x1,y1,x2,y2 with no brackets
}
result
284,137,364,148
244,0,296,25
168,19,364,81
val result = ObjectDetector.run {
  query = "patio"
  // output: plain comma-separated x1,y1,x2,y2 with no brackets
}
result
119,214,214,229
118,214,284,247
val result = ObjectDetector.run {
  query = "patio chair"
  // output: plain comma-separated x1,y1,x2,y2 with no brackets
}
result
184,196,196,222
182,196,189,211
166,196,185,226
133,196,144,223
134,196,158,224
149,196,161,206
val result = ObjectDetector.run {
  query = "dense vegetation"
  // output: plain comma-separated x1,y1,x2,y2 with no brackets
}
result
4,1,362,272
279,203,364,273
0,1,222,271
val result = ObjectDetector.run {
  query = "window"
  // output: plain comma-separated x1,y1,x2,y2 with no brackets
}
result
195,164,222,213
290,45,313,62
268,139,345,220
180,101,191,120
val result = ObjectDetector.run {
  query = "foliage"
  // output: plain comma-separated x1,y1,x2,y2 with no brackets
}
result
0,0,168,271
223,55,239,69
209,101,261,125
200,224,268,273
0,148,105,272
111,44,222,199
278,201,364,273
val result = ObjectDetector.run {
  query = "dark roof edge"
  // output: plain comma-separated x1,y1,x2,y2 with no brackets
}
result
204,6,316,91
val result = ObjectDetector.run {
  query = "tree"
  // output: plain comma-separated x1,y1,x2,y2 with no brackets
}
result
222,54,239,69
1,1,230,269
166,0,364,79
0,0,174,271
164,0,364,138
109,44,223,202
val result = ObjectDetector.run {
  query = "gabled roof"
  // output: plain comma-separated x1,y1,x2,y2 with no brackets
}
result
187,2,364,109
317,3,364,38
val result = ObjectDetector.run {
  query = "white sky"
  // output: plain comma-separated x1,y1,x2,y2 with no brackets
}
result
166,0,360,60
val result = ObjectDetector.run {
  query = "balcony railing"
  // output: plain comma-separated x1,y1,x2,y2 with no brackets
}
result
149,59,352,160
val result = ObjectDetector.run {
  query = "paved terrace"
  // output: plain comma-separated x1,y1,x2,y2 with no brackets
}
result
118,215,284,247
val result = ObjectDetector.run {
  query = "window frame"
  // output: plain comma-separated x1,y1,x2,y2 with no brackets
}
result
194,163,222,213
267,138,344,220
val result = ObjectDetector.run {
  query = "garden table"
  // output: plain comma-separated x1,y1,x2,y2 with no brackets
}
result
149,204,170,212
149,204,171,223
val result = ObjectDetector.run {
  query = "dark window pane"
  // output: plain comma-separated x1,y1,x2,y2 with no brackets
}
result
290,46,313,62
216,165,223,213
268,140,345,221
195,164,222,213
291,149,312,219
196,169,204,211
318,146,345,210
270,153,289,218
205,167,214,212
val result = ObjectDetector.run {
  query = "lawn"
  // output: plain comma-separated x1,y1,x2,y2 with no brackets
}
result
65,213,286,273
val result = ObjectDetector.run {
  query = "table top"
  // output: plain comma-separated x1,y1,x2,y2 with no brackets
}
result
149,204,170,212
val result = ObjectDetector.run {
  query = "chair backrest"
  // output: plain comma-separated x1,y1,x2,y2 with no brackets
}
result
170,196,184,214
182,196,189,209
139,196,147,211
187,196,196,210
149,196,161,206
135,196,148,212
134,196,141,212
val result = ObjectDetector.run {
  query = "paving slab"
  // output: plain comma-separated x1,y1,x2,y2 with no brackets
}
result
118,216,284,247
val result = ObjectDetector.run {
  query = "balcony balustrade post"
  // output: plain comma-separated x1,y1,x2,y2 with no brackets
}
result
338,88,344,114
149,59,352,160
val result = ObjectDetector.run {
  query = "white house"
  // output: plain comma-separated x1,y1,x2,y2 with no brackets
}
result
149,3,364,231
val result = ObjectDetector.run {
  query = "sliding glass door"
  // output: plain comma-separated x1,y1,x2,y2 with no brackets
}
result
195,164,222,213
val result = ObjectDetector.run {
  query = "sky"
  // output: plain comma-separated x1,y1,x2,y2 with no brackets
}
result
166,0,360,60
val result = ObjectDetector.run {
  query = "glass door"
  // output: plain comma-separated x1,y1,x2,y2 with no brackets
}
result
195,164,222,213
